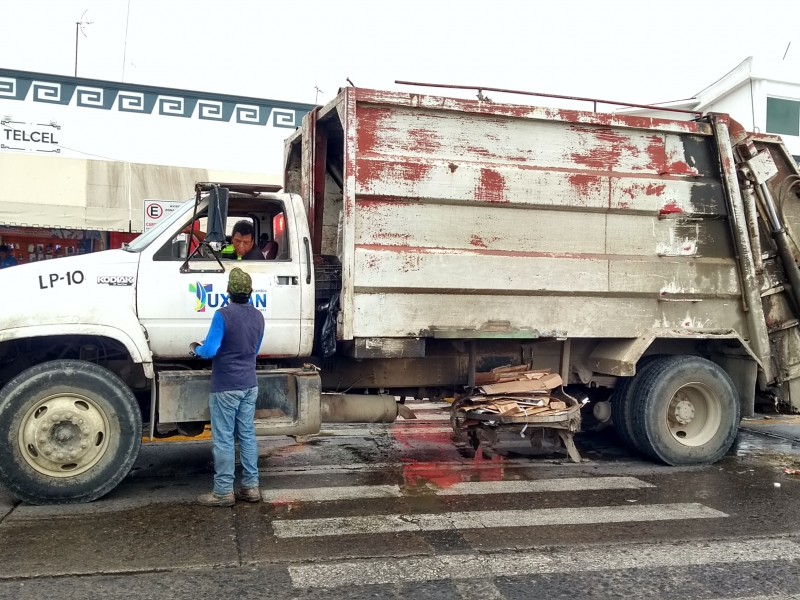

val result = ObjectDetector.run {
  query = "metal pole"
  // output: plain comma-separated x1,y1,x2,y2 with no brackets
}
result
74,21,79,76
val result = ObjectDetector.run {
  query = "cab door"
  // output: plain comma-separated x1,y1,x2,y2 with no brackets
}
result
136,200,304,359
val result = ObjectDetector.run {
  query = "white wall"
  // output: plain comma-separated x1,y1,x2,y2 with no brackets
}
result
0,94,298,175
0,70,310,231
0,153,280,231
704,85,756,130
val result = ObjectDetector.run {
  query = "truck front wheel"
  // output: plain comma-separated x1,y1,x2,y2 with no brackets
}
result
0,360,142,504
631,356,740,465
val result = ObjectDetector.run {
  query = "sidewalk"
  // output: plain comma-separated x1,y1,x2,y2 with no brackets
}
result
740,414,800,442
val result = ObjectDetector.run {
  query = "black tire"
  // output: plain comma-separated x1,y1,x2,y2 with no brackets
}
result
631,356,740,465
0,360,142,504
610,354,663,454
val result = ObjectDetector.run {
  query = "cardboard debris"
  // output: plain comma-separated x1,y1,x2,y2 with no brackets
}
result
479,373,562,395
461,367,570,420
474,365,536,385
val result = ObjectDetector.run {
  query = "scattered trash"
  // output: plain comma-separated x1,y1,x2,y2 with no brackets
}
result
453,366,583,463
783,468,800,476
774,482,782,488
462,368,568,418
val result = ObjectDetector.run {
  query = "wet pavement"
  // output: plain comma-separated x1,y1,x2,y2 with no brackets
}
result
1,403,800,599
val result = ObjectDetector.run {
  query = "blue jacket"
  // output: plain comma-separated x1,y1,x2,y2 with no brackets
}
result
195,302,265,392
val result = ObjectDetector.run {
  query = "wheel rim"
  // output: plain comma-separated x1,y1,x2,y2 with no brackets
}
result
664,382,722,447
18,393,111,478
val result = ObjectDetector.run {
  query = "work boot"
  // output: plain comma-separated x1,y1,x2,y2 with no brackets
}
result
235,487,261,503
197,491,235,507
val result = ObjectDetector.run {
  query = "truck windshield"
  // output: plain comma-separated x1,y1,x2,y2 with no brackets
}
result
123,199,198,253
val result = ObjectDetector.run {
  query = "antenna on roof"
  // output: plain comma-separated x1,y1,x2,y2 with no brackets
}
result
74,9,93,77
783,41,791,61
314,85,323,103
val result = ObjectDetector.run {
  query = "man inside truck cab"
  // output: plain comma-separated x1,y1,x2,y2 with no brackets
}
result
221,220,264,261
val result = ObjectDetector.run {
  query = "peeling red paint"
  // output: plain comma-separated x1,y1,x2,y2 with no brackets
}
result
407,128,442,154
356,244,627,261
355,88,708,135
357,158,433,186
570,127,630,170
475,168,507,203
470,235,487,248
646,183,667,196
658,202,684,218
466,145,494,158
645,135,668,173
667,161,697,176
568,173,604,199
377,232,413,242
355,106,394,154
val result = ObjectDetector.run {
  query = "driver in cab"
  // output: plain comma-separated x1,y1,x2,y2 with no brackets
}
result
222,221,264,261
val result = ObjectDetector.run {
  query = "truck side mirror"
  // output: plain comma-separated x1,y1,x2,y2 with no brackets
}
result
205,186,229,244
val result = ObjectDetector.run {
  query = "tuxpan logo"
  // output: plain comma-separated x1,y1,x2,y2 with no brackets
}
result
188,282,267,313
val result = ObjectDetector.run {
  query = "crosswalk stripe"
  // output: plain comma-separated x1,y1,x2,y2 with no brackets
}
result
434,476,655,495
287,537,799,588
260,477,654,503
272,502,726,538
262,484,401,503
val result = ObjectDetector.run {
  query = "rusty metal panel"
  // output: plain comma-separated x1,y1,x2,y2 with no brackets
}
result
350,293,747,339
333,89,749,344
355,202,606,254
354,248,608,293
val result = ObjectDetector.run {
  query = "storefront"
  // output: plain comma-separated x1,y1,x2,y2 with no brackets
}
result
0,68,313,259
0,226,139,266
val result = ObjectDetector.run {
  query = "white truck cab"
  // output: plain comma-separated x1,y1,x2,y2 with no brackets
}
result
130,184,315,359
0,183,343,505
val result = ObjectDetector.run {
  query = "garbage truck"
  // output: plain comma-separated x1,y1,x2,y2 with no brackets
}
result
1,85,800,504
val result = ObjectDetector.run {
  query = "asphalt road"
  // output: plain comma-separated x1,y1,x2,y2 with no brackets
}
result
1,404,800,600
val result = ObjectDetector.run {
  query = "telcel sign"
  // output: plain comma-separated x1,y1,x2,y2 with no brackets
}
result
143,200,183,232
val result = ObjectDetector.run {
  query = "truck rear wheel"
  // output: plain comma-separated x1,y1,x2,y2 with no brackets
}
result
631,356,740,465
0,360,142,504
610,354,663,454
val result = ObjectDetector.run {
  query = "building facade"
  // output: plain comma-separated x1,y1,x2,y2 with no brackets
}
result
0,69,314,263
620,57,800,162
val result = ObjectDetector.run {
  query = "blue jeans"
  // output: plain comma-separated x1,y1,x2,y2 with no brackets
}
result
209,386,259,495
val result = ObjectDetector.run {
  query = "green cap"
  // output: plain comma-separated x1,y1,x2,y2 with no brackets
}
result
228,267,252,295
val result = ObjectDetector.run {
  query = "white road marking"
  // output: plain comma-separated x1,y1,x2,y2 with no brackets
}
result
434,476,655,495
288,537,798,588
272,502,726,538
259,477,653,503
262,484,401,503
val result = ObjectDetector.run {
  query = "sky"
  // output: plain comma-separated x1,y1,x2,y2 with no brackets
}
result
2,0,800,110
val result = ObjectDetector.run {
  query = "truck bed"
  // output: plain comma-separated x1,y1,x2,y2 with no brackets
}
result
289,88,745,343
